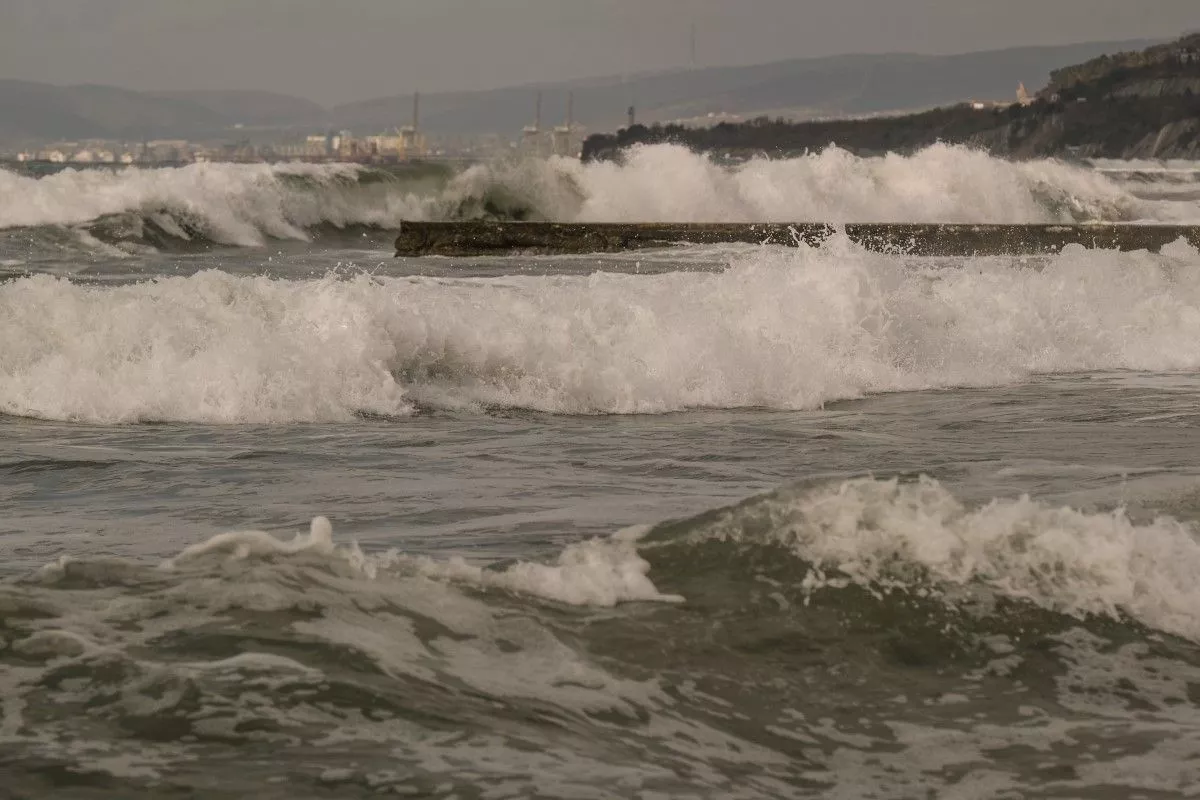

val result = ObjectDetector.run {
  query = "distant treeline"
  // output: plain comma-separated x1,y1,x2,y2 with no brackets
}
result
582,38,1200,161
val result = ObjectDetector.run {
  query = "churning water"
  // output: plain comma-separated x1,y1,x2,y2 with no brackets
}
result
3,145,1200,798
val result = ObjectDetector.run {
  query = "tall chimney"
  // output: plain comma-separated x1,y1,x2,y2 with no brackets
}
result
412,91,420,132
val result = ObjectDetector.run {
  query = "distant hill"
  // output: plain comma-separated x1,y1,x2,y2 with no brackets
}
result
582,34,1200,161
148,90,329,127
0,80,229,142
0,81,98,142
0,84,330,144
0,38,1165,145
54,85,226,137
333,39,1164,134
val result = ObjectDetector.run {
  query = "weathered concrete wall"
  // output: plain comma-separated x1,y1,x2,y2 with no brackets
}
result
395,221,1200,257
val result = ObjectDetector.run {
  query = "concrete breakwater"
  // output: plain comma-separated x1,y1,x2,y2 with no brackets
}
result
394,221,1200,257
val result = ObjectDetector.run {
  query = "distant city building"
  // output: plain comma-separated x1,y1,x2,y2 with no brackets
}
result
146,140,190,162
519,91,584,158
70,148,117,164
304,134,332,158
397,92,426,158
365,129,426,160
4,84,587,167
550,92,585,157
520,91,549,158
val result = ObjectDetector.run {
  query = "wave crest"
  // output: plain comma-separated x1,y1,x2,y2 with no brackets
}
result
646,475,1200,641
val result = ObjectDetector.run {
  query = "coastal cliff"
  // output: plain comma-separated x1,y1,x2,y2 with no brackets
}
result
582,35,1200,162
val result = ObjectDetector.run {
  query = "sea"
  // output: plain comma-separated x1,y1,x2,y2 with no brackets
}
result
2,143,1200,799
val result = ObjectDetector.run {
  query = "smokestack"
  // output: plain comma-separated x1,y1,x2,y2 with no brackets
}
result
535,91,542,131
690,22,697,68
627,105,636,128
566,91,574,128
412,91,420,132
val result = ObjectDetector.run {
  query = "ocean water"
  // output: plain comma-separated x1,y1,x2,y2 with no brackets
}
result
3,144,1200,798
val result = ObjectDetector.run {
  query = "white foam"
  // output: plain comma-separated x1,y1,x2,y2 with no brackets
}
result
1090,157,1200,174
409,526,684,607
164,516,334,567
687,475,1200,641
3,238,1200,423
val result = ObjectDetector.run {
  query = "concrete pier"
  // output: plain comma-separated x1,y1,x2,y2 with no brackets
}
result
394,221,1200,257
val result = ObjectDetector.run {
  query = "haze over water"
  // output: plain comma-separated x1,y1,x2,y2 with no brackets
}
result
3,145,1200,798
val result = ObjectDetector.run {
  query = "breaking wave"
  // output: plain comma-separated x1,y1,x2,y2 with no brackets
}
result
2,236,1199,424
8,477,1200,797
642,475,1200,641
138,474,1200,639
2,144,1198,252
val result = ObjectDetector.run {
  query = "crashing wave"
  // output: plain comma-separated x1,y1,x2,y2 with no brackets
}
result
9,478,1200,797
640,475,1200,641
2,144,1197,253
2,237,1199,423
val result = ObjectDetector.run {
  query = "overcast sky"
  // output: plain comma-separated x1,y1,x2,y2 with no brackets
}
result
2,0,1196,105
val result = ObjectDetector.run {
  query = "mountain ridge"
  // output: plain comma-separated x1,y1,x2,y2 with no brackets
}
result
581,34,1200,161
0,38,1164,145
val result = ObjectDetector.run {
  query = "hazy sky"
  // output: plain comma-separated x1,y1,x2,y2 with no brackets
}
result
2,0,1196,105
